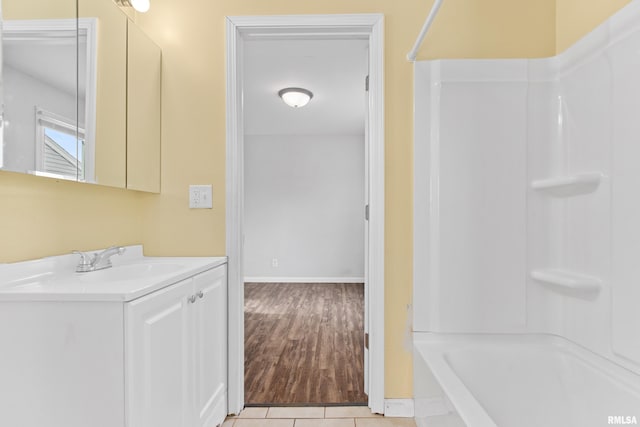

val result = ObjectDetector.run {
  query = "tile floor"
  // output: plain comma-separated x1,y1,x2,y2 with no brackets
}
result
223,406,417,427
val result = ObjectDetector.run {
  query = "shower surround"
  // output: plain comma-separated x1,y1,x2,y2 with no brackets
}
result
413,2,640,425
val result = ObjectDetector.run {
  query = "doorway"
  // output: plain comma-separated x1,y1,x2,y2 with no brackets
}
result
242,36,368,405
225,14,385,414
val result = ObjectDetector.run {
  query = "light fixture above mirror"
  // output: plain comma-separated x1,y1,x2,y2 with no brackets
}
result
278,87,313,108
115,0,150,13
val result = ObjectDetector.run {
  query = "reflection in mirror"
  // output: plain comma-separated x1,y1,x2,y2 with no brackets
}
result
1,17,96,182
35,107,86,180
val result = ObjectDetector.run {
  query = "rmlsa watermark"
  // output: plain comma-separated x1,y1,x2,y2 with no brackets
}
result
608,416,638,425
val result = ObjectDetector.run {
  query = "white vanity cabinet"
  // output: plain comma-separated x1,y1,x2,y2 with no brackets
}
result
0,252,227,427
127,266,227,427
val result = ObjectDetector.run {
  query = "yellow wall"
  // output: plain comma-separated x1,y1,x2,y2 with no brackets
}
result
0,172,144,262
415,0,555,60
3,0,75,19
556,0,631,53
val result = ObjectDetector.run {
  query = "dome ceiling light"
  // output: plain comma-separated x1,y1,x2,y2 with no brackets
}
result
278,87,313,108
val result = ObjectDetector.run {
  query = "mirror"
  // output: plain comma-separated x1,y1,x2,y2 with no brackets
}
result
79,0,128,188
126,20,161,193
1,0,161,193
1,0,82,181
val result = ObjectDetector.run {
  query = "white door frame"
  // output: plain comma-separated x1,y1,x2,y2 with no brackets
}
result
225,13,385,415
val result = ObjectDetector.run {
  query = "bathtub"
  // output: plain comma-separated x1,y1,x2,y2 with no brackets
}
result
413,333,640,427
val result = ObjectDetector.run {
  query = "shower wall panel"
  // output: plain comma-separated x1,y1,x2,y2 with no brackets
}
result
413,60,528,333
610,28,640,366
414,0,640,372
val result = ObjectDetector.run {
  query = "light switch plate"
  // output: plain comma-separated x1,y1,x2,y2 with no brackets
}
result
189,185,213,209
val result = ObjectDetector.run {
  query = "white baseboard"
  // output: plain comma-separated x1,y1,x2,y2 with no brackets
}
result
384,399,415,417
417,396,450,417
244,277,365,283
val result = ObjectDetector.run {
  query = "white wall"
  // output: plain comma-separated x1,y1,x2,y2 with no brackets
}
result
413,0,640,375
244,134,365,281
2,65,77,173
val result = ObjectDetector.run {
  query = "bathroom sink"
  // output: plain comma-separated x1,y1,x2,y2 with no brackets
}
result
0,271,58,292
78,263,186,283
1,263,186,291
3,280,51,292
0,245,227,301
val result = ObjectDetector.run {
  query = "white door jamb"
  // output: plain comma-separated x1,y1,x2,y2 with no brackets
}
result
225,13,385,415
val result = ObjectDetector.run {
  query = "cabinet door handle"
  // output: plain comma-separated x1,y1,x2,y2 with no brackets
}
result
188,295,197,304
197,291,204,299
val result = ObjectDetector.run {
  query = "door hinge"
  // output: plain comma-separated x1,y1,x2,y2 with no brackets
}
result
365,204,370,221
364,332,369,350
365,75,369,92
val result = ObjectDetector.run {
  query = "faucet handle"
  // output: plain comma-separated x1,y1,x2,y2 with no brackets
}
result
104,246,126,256
73,251,94,272
73,250,91,263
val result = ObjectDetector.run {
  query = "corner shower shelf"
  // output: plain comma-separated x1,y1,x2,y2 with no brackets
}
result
531,269,602,295
531,172,602,197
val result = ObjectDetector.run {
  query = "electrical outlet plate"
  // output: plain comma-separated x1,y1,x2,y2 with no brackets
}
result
189,185,213,209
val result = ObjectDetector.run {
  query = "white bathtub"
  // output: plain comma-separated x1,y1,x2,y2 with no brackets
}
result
413,333,640,427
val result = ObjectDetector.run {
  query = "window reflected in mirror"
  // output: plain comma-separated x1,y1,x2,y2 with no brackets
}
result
35,108,86,181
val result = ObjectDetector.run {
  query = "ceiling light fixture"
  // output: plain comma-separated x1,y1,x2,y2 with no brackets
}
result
115,0,150,13
278,87,313,108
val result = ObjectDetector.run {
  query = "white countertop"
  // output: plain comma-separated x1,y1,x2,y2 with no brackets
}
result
0,245,227,302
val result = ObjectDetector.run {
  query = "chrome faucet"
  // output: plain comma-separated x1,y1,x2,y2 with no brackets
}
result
73,246,126,273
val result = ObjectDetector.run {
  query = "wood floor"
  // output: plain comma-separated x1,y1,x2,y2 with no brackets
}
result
244,283,367,405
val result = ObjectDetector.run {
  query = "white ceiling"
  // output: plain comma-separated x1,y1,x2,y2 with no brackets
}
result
242,38,369,136
3,38,84,98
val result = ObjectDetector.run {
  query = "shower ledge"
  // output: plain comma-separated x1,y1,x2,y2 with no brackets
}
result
531,172,602,197
531,269,602,296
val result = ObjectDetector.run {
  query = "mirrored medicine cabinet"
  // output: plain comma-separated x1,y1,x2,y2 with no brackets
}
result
0,0,161,193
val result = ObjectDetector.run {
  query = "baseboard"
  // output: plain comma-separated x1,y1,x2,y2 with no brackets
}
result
417,396,450,417
384,399,415,418
244,277,365,284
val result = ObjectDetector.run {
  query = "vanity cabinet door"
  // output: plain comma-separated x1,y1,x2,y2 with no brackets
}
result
193,265,227,427
126,278,193,427
125,265,228,427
